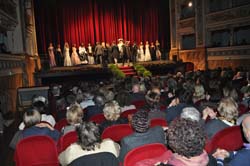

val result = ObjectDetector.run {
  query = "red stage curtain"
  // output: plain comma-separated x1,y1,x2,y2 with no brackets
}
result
34,0,170,56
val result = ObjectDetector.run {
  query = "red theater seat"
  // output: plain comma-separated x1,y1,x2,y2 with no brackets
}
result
132,100,146,109
57,131,78,153
54,118,68,131
121,109,138,118
101,124,133,142
150,118,168,128
14,135,59,166
124,143,171,166
205,125,244,154
89,114,106,124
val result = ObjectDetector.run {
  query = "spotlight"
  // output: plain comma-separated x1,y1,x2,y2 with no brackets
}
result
188,1,193,7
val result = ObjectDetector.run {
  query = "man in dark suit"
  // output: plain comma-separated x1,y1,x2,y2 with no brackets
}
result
94,42,103,64
118,110,166,162
213,115,250,166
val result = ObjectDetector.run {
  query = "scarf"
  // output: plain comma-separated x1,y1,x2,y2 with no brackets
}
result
168,150,209,166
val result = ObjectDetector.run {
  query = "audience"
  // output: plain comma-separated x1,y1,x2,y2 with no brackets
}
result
167,118,209,166
115,91,136,112
205,97,238,139
99,100,128,133
59,121,120,166
118,110,165,162
61,103,83,135
213,115,250,166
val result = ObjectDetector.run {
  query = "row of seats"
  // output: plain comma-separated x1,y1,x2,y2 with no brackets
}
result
14,124,244,166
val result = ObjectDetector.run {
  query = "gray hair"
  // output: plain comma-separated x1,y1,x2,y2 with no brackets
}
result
76,122,101,151
103,100,121,121
181,107,201,122
23,108,41,127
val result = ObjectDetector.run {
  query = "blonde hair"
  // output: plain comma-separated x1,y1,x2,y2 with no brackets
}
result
66,103,83,125
218,97,238,121
103,100,121,121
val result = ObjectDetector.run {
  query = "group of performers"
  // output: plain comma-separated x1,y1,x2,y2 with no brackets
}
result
48,39,162,67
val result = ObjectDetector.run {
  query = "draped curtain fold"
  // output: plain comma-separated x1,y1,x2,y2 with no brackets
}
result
34,0,170,55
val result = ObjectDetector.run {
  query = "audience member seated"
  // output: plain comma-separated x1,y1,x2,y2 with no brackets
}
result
18,96,56,130
240,84,250,108
142,90,166,121
180,107,201,122
10,108,60,149
61,103,83,135
213,115,250,166
164,88,193,124
59,121,120,166
193,84,207,107
223,84,239,102
115,91,136,112
118,110,165,162
167,118,209,166
130,84,145,102
99,100,128,134
205,97,238,139
79,92,95,109
84,94,105,120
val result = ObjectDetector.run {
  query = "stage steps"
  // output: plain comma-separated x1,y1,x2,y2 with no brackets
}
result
119,66,136,76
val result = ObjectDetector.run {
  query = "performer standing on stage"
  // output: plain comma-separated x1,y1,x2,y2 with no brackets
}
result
131,41,138,64
87,43,94,65
64,42,72,66
94,42,103,64
79,43,88,64
144,41,151,61
125,41,131,66
155,40,162,60
117,38,124,63
150,42,156,61
71,44,81,65
48,43,57,67
106,43,113,64
138,42,145,62
102,42,108,67
55,44,63,66
111,41,119,64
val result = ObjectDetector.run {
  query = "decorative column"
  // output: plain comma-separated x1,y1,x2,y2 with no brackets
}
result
24,0,38,56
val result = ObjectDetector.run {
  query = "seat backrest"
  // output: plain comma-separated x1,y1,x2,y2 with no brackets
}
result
121,109,138,118
14,135,59,166
58,131,78,153
89,114,106,124
124,143,169,166
205,125,244,154
101,124,133,142
132,100,146,109
150,118,168,128
54,118,68,131
68,152,119,166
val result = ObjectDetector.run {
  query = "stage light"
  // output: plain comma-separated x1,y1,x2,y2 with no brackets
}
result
188,1,193,7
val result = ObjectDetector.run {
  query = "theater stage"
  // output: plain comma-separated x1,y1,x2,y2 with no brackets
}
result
35,60,192,85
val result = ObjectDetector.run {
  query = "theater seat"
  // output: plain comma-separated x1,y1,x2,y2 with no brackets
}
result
89,114,106,124
121,109,138,118
132,100,146,109
101,124,133,142
58,131,78,154
124,143,171,166
54,118,68,131
150,118,168,128
14,135,59,166
205,125,244,154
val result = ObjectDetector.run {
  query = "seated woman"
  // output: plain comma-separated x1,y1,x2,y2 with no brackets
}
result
10,108,60,149
61,103,83,135
167,118,209,166
99,100,128,134
205,97,238,139
115,91,136,112
58,121,120,166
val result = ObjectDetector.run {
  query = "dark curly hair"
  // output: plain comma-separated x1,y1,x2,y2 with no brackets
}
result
167,118,206,158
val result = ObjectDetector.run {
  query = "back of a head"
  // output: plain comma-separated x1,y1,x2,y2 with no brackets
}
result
76,121,101,151
23,108,41,127
218,97,238,121
181,107,200,122
242,115,250,143
66,103,83,125
103,100,121,121
131,110,149,133
32,95,47,113
115,91,131,107
94,94,105,107
145,90,160,108
167,118,206,158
